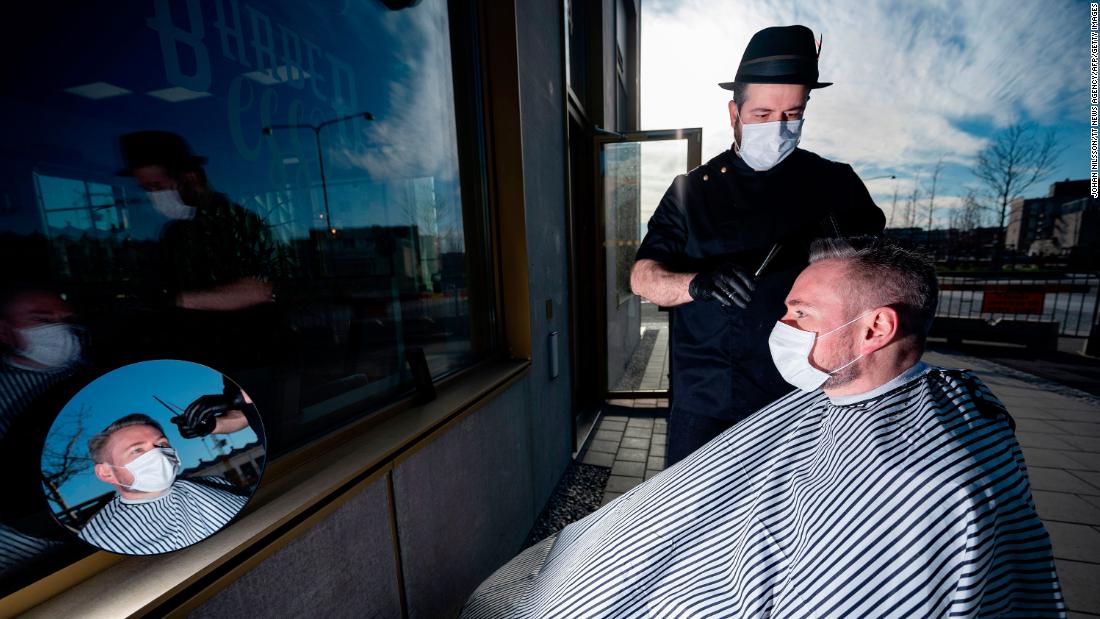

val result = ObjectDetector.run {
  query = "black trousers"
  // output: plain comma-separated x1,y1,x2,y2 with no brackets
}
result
666,409,738,467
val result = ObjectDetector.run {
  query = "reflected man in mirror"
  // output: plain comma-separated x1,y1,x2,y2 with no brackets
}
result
0,286,84,582
80,412,251,555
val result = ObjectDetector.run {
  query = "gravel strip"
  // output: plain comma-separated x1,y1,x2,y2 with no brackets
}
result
522,462,611,550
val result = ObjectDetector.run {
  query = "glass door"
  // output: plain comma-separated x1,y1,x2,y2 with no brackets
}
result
594,128,701,399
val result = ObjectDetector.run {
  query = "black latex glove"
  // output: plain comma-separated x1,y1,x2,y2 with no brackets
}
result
171,388,245,439
688,263,755,309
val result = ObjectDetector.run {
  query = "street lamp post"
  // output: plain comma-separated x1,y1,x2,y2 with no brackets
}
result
262,111,374,235
862,175,898,227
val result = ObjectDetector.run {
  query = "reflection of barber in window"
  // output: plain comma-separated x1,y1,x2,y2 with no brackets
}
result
118,131,275,312
79,401,251,555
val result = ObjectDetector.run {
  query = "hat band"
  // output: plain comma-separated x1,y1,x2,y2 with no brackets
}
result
737,58,819,79
739,53,815,67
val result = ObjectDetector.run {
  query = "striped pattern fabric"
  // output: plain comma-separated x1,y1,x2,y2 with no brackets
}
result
78,477,247,555
461,365,1065,618
0,360,70,439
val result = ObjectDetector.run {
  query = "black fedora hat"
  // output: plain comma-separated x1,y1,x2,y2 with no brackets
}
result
117,130,208,176
718,25,831,90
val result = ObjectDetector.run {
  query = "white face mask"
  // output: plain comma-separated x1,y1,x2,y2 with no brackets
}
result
767,310,872,392
111,446,180,493
15,323,82,368
148,189,196,220
735,118,803,171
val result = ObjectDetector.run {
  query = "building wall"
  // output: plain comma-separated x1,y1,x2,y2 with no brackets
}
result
189,1,576,616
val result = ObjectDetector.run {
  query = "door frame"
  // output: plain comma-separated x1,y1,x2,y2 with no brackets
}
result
593,127,702,400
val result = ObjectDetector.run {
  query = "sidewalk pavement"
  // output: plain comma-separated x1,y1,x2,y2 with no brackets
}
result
579,349,1100,616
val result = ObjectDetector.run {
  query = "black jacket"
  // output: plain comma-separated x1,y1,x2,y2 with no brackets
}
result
635,147,885,421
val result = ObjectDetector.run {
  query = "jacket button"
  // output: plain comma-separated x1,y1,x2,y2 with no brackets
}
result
720,166,727,173
702,174,709,181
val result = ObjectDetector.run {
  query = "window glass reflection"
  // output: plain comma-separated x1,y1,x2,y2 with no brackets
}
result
0,0,485,595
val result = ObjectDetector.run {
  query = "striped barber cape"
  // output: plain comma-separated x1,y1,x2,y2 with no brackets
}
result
78,476,248,555
461,363,1065,618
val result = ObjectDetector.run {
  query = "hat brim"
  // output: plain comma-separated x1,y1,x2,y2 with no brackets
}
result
719,80,832,90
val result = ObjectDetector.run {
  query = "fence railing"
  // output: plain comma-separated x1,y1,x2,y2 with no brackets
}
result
936,272,1100,337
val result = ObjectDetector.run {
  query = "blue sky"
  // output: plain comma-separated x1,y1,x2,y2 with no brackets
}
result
41,360,261,512
641,0,1090,228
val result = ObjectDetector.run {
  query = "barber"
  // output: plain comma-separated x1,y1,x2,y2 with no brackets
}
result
631,25,886,465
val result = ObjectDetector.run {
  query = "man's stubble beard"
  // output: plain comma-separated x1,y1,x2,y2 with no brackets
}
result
822,332,861,390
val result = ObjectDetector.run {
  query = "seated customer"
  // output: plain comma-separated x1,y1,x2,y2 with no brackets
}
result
79,413,249,555
461,237,1064,618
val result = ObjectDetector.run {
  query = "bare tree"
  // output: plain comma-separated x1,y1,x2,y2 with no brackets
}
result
925,157,944,240
40,404,92,522
972,123,1061,263
904,171,922,228
952,188,988,231
887,182,900,228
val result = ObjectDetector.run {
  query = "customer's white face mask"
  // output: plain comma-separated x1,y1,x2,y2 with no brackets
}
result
147,190,196,220
767,310,873,392
735,118,803,171
15,323,82,368
111,447,180,493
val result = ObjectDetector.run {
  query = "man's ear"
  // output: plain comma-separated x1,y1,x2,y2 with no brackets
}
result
728,100,739,128
94,462,117,484
860,307,899,354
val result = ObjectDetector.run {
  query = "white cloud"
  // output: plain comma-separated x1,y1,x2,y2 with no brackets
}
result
642,0,1084,182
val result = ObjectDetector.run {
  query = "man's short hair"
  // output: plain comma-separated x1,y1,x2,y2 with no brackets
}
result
87,414,165,464
808,236,939,342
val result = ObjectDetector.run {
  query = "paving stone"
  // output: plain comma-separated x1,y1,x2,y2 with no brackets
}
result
607,400,633,408
645,469,660,480
1060,436,1100,453
1065,451,1100,472
1049,408,1100,423
1032,490,1100,525
1045,521,1100,563
620,436,650,450
580,449,615,468
1015,418,1072,435
603,415,630,423
594,429,623,443
1016,432,1078,450
588,439,620,454
647,455,665,471
624,426,652,439
605,474,643,494
1056,559,1100,615
1047,421,1100,437
1022,448,1090,469
651,434,667,448
1069,470,1100,491
600,491,622,507
611,460,646,478
627,417,655,429
599,419,627,432
1079,494,1100,511
616,447,648,463
1028,466,1100,495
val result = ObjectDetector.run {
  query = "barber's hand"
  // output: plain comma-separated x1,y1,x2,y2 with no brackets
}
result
171,390,245,439
688,263,755,309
